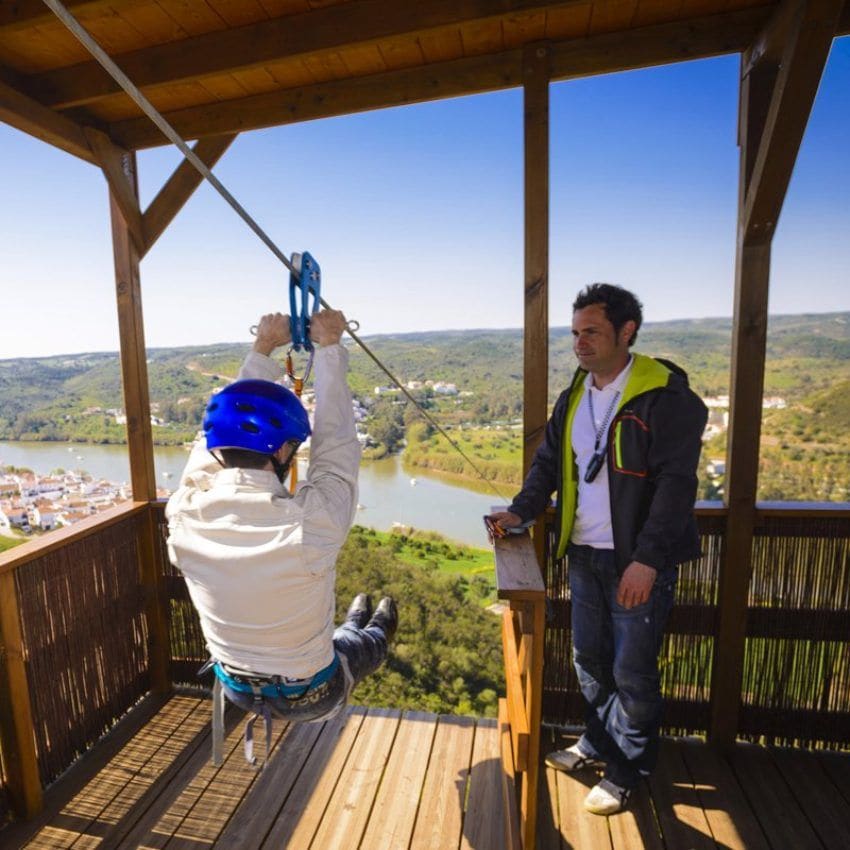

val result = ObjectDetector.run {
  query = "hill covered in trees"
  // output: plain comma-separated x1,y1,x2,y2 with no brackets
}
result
1,312,848,500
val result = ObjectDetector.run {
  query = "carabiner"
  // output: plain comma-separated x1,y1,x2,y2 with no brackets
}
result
289,251,321,352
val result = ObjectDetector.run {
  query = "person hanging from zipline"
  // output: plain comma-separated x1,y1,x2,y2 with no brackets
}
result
166,308,397,727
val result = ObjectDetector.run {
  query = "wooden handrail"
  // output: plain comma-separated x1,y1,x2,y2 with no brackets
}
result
0,501,150,577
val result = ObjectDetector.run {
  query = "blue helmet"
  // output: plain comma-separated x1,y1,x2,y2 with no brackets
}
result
203,379,311,455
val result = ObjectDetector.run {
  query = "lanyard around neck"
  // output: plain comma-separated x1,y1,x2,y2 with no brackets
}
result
587,387,620,452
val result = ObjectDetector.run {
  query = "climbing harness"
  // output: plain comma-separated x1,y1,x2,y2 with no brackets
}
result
203,656,345,767
44,0,511,503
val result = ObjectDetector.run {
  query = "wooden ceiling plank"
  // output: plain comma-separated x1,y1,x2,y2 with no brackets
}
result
632,0,686,28
109,6,771,150
205,0,272,27
228,66,283,94
264,57,323,87
26,0,573,109
544,2,593,38
141,133,237,256
116,2,190,43
157,0,229,37
0,76,94,161
84,126,146,252
302,50,353,82
502,10,548,49
741,0,845,245
418,26,465,63
0,0,136,32
196,74,251,101
257,0,312,15
1,21,90,73
458,17,506,54
339,43,388,75
376,35,426,71
588,0,640,35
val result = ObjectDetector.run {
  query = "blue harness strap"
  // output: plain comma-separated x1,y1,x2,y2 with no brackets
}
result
209,656,340,768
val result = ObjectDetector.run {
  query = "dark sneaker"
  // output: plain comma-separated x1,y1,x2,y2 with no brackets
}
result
544,743,600,773
584,778,631,815
345,593,372,629
367,597,398,642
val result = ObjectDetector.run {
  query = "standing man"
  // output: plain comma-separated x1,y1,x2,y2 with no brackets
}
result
167,309,397,727
489,284,706,814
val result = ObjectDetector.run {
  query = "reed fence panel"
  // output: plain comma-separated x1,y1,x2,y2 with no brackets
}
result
741,512,850,746
13,510,150,785
153,504,208,686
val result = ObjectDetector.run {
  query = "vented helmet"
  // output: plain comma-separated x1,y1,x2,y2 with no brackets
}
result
203,379,310,455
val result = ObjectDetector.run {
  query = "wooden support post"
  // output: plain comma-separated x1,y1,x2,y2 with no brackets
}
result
104,149,171,695
709,0,842,750
519,599,544,850
522,43,549,480
0,571,43,817
523,43,550,581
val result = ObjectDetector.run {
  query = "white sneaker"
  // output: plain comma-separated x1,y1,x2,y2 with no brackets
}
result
544,742,598,772
583,778,631,815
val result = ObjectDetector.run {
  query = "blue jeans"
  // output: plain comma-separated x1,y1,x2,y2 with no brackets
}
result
568,544,677,788
220,614,389,722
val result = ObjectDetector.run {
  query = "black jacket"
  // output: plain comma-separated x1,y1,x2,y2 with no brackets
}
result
508,353,708,573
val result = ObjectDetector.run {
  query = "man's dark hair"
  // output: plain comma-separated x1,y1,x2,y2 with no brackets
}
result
219,448,271,470
573,283,643,346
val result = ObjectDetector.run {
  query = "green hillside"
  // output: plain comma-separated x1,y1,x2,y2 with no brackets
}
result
1,312,848,500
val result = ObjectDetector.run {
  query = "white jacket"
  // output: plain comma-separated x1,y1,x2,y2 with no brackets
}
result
166,344,361,678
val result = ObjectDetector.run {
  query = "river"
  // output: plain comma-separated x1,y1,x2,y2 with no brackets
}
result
0,441,502,547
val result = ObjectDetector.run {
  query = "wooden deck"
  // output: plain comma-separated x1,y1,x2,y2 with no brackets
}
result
4,694,850,850
2,693,505,850
537,729,850,850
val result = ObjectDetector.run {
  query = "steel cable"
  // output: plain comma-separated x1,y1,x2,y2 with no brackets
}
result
44,0,512,503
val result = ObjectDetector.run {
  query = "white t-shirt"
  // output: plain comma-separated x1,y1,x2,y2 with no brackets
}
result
570,357,634,549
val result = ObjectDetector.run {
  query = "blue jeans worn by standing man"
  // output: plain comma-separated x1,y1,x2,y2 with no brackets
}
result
568,543,677,788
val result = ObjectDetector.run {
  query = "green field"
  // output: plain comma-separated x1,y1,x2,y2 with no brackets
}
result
0,534,24,554
348,526,497,604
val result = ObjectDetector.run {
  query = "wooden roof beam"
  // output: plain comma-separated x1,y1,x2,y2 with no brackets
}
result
29,0,581,110
741,0,845,245
109,7,770,150
0,76,94,162
141,134,238,257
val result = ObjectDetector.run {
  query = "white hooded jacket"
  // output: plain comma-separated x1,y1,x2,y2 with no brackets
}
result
166,344,360,678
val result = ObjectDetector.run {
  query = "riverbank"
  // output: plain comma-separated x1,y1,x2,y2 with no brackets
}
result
1,441,497,547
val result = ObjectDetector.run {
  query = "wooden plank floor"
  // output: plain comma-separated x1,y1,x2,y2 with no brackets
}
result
2,694,505,850
537,729,850,850
6,697,850,850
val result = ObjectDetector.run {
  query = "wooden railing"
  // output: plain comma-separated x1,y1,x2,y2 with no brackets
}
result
0,502,162,820
493,528,545,850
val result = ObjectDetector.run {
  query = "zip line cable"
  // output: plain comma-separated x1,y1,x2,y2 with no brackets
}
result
45,0,512,503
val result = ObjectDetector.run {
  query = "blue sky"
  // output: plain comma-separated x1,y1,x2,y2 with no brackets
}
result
1,39,847,360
